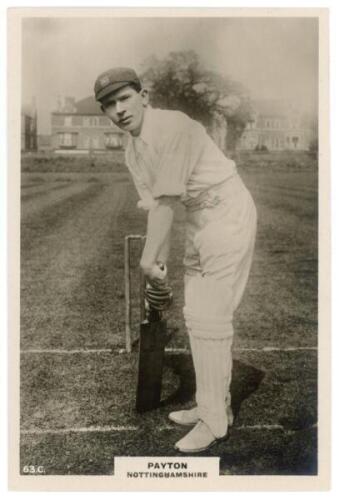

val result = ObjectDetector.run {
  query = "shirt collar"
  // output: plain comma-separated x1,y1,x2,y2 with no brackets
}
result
136,106,154,146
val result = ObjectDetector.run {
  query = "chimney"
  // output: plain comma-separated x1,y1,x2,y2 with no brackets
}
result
64,97,76,113
57,95,63,112
31,96,37,116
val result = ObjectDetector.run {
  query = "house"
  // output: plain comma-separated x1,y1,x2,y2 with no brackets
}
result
51,96,128,153
237,100,313,151
21,103,37,152
51,96,313,154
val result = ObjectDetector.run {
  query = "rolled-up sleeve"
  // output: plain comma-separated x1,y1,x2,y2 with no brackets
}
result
152,120,205,199
134,179,159,211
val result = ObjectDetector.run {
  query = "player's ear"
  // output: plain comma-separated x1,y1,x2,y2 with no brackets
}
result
140,88,149,107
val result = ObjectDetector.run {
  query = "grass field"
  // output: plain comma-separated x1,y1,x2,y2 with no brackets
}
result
20,151,318,475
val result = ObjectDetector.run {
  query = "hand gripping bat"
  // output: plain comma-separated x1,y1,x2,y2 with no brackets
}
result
144,263,173,312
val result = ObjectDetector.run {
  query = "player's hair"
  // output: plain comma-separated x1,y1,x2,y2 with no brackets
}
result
129,81,142,93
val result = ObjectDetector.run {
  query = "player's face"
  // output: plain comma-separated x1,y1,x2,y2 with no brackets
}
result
101,86,149,137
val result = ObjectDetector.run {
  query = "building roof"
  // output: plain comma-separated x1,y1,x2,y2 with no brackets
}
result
74,96,102,115
252,99,299,118
53,96,102,115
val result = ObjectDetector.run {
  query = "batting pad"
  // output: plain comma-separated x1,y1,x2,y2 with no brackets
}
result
190,334,233,438
183,274,234,339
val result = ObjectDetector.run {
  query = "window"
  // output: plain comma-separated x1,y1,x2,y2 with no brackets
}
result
29,118,35,133
58,132,78,149
292,136,299,148
81,116,102,127
64,116,72,126
104,133,122,149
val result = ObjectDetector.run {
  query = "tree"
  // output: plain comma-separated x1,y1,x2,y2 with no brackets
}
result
221,96,254,150
140,51,252,150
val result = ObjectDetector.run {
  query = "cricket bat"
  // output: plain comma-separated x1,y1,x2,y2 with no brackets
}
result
135,271,171,413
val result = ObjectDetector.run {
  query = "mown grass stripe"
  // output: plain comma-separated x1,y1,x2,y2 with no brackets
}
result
21,182,71,202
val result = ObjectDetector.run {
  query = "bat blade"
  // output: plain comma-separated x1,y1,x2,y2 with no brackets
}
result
135,317,169,413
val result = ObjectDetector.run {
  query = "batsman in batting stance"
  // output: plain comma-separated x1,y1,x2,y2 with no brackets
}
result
94,67,257,453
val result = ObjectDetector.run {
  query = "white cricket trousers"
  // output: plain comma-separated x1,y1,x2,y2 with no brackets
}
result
183,173,257,437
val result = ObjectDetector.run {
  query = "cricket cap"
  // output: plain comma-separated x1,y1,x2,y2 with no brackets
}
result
94,67,141,102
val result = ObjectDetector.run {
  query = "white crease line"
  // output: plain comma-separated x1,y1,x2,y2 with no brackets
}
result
235,423,318,432
164,347,318,353
21,349,113,355
236,424,284,431
158,424,285,432
21,425,139,435
21,346,317,355
233,346,317,352
21,423,317,436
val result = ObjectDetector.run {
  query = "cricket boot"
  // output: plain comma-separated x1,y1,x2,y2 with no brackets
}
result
174,420,224,453
169,399,234,427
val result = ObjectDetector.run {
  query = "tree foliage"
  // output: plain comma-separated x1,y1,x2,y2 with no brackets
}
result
140,51,253,149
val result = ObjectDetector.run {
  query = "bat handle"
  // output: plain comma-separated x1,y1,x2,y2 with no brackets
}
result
148,309,162,322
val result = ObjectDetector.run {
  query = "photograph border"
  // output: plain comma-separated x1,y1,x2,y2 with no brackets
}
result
8,6,330,491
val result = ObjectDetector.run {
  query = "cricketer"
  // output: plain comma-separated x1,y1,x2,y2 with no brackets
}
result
94,67,257,453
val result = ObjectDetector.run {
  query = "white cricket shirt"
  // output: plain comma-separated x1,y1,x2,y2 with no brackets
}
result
125,106,237,209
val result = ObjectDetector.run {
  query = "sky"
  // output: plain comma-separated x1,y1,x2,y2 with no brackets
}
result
22,16,319,134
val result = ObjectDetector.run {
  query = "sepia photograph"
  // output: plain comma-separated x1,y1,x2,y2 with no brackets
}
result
7,7,330,491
